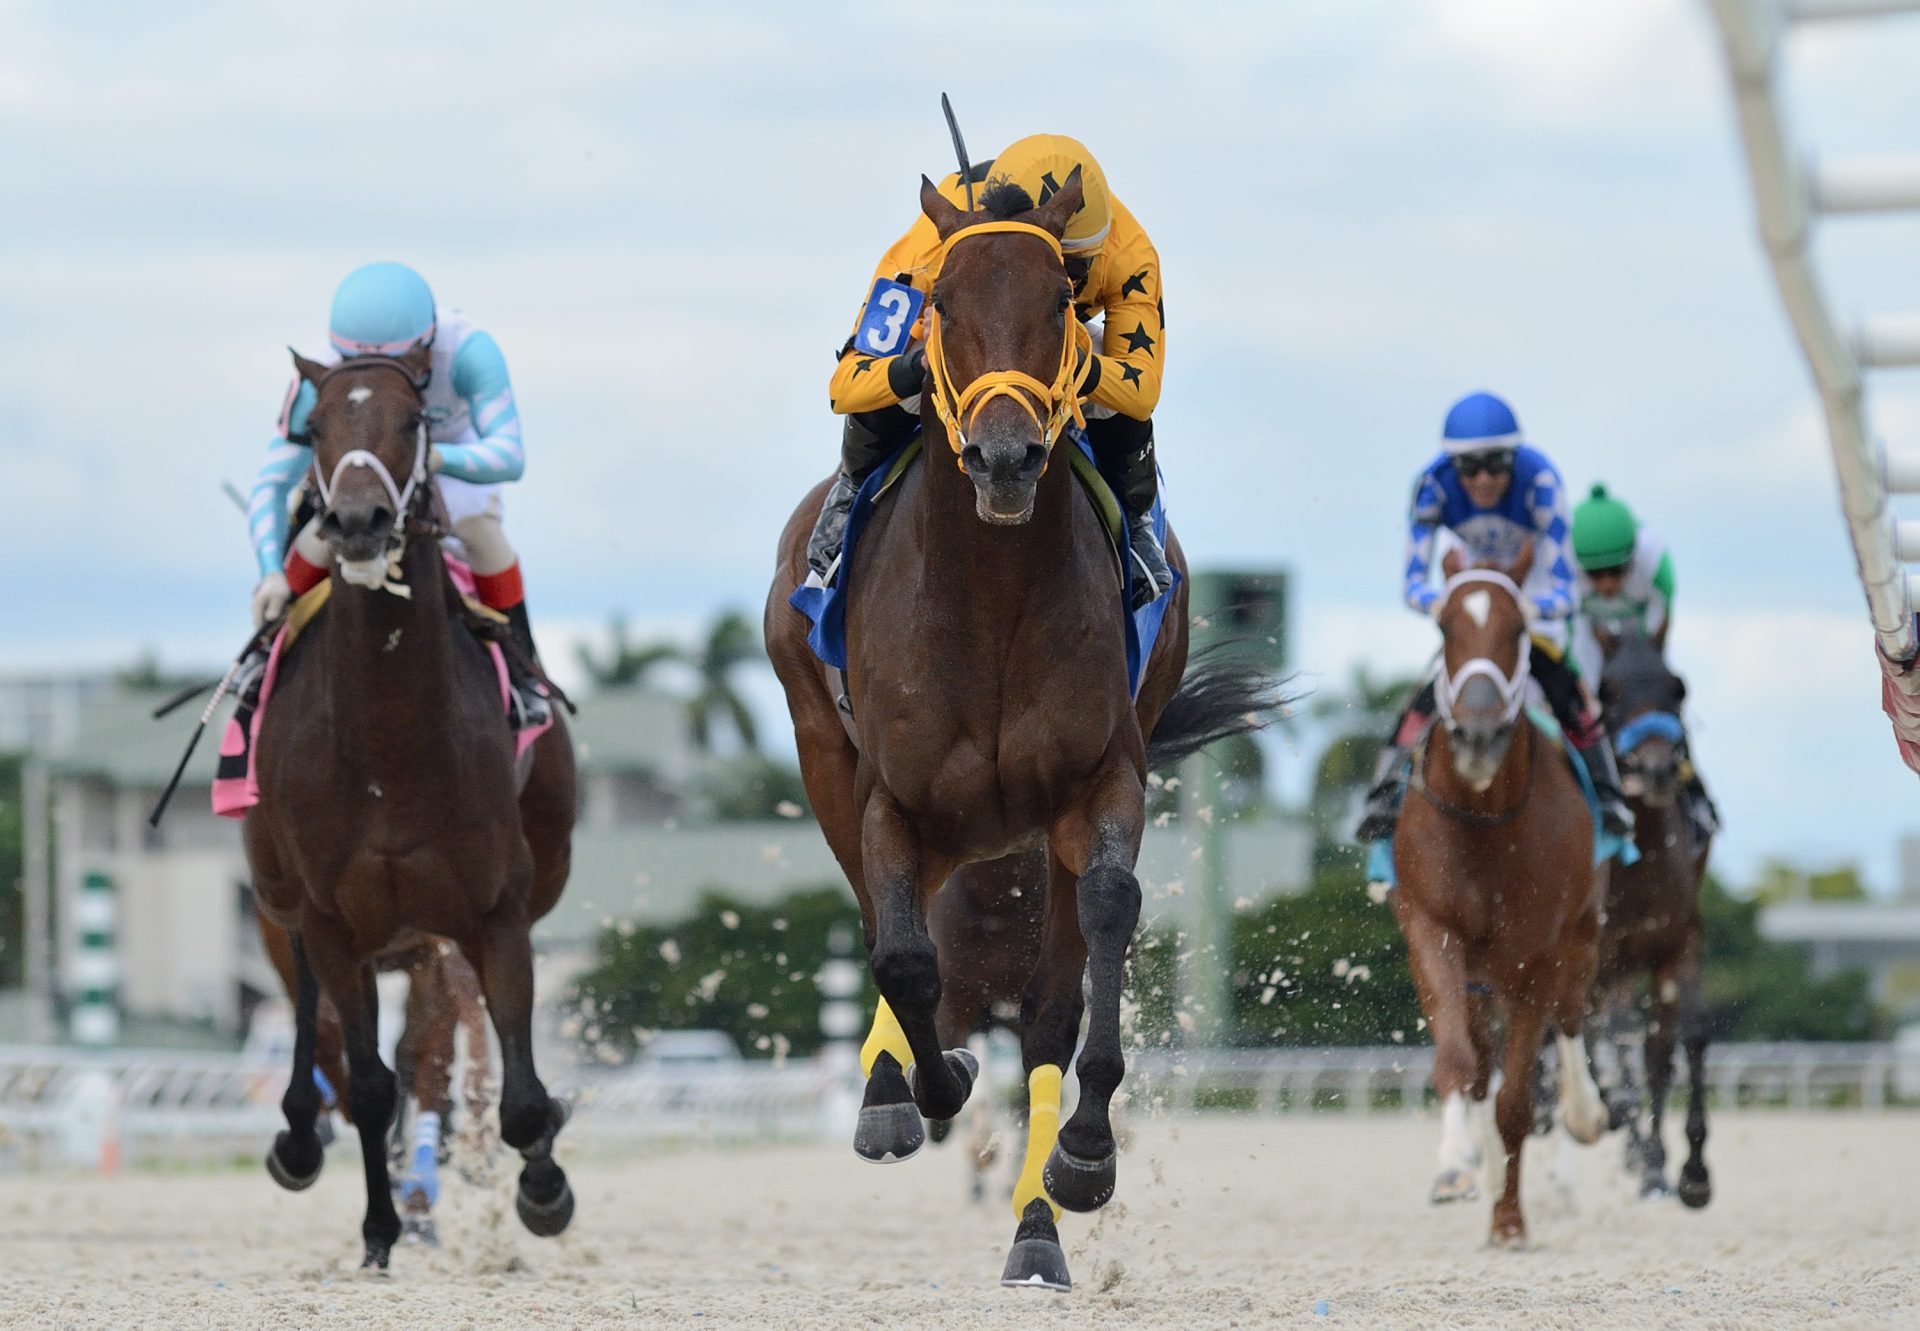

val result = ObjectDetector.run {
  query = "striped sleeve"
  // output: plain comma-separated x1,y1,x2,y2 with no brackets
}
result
1403,472,1445,614
1527,464,1576,622
436,331,525,483
248,438,310,579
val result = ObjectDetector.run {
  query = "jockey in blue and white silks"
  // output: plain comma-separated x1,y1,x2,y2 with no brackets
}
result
243,262,546,720
1356,390,1635,841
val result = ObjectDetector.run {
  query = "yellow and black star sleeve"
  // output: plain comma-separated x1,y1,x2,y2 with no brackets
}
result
1085,196,1163,421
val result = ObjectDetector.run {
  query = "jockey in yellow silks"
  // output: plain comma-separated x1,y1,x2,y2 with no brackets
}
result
806,133,1172,609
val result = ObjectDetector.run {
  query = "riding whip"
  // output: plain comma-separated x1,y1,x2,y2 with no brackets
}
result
941,92,974,211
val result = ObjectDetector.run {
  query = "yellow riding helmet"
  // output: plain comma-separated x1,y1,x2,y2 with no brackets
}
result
991,134,1112,257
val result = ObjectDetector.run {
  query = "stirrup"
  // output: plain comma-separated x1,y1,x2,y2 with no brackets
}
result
1125,522,1171,612
234,647,271,708
511,682,552,729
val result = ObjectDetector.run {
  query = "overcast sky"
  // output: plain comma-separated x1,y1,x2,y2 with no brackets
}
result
5,0,1919,891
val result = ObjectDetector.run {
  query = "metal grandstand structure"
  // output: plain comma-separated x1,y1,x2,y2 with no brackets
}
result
1707,0,1920,772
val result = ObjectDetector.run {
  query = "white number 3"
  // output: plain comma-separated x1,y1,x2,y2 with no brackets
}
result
866,287,912,353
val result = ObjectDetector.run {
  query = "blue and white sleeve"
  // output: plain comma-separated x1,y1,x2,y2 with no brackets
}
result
436,331,525,483
247,379,315,579
1528,465,1576,622
1403,473,1445,614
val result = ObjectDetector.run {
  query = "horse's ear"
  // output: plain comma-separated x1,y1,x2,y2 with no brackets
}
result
921,174,968,239
1030,164,1084,241
290,349,329,384
396,342,432,385
1508,538,1536,587
1441,546,1466,580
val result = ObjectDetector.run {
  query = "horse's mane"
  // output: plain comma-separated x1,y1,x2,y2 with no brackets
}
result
978,179,1036,219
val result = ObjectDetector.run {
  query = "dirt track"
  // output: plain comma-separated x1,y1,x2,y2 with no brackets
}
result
2,1113,1913,1329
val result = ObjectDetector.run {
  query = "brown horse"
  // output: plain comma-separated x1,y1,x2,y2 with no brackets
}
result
1589,625,1713,1206
767,173,1279,1290
1391,547,1609,1245
244,348,578,1269
257,912,491,1242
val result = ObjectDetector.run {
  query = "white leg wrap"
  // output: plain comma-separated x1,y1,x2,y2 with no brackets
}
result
413,1109,441,1153
1438,1091,1478,1173
1557,1031,1608,1144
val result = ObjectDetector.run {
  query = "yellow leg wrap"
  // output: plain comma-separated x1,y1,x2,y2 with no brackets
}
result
1011,1064,1065,1221
859,997,914,1078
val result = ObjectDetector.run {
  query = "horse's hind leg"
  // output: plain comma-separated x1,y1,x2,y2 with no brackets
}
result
1639,964,1680,1197
1396,898,1481,1204
303,928,402,1269
395,949,459,1245
266,931,326,1192
1551,887,1608,1147
857,797,975,1156
1675,959,1712,1209
467,903,573,1238
1043,765,1144,1215
1002,854,1087,1291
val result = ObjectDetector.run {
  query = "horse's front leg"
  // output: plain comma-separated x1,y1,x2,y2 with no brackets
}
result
1676,964,1713,1209
266,929,327,1193
855,794,974,1161
1641,965,1680,1198
301,923,402,1269
1042,760,1144,1214
465,887,574,1239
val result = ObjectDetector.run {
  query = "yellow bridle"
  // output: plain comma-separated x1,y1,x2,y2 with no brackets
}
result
923,220,1093,465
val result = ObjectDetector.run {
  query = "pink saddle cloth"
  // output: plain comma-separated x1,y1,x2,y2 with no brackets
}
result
212,557,553,818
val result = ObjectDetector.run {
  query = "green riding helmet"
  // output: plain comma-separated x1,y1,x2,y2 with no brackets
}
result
1572,482,1638,571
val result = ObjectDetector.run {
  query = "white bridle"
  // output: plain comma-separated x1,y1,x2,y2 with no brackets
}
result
1432,569,1532,728
309,361,430,596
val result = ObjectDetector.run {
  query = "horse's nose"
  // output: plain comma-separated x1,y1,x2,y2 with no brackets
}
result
319,497,395,558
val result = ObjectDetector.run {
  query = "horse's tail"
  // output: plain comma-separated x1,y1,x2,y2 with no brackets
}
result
1146,646,1297,771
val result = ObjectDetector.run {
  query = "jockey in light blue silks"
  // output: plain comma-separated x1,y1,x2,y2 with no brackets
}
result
1354,390,1635,842
243,262,547,722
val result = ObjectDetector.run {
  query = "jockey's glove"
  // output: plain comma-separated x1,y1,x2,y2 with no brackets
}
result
886,344,928,399
251,571,291,629
428,444,445,473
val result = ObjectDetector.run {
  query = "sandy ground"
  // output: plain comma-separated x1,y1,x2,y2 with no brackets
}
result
0,1112,1914,1330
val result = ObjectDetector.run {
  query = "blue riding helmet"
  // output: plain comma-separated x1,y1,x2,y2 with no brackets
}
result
1442,390,1523,456
328,261,436,358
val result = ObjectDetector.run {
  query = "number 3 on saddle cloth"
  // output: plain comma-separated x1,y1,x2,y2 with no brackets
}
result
1362,706,1641,889
788,431,1179,700
211,555,554,818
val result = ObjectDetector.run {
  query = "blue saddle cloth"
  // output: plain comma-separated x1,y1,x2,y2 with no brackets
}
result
788,431,1178,699
1364,706,1640,887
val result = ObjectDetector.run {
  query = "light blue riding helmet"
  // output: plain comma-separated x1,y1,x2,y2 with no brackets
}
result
1441,390,1523,455
328,261,436,359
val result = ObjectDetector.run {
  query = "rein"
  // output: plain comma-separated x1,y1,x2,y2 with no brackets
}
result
1412,721,1539,828
923,220,1093,461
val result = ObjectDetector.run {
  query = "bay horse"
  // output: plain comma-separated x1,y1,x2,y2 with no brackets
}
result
767,173,1281,1290
1589,625,1712,1206
257,912,492,1243
244,347,578,1269
1391,547,1609,1245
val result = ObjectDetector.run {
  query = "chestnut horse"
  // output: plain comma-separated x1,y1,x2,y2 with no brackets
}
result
1391,548,1608,1245
1590,625,1713,1206
768,173,1280,1289
244,348,578,1269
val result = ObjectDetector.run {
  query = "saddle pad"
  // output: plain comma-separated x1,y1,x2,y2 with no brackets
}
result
787,430,1177,699
212,556,551,819
1363,708,1640,888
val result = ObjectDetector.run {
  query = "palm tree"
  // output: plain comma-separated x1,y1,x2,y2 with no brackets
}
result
576,614,683,690
687,611,762,753
1308,663,1422,846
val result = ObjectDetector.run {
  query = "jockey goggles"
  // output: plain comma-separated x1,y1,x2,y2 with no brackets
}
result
1455,449,1516,480
924,220,1093,464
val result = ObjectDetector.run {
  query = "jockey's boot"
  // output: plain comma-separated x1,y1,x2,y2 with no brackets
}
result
1115,424,1172,611
805,409,911,589
1581,737,1637,839
233,643,271,708
502,601,553,729
1354,740,1412,843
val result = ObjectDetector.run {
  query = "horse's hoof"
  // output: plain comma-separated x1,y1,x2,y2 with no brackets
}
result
361,1241,393,1271
1677,1167,1712,1210
266,1131,324,1192
1001,1198,1071,1292
1639,1174,1673,1201
853,1101,925,1163
1489,1224,1528,1250
402,1214,440,1248
1043,1143,1116,1213
1430,1168,1478,1204
516,1177,575,1237
927,1116,953,1145
908,1048,979,1123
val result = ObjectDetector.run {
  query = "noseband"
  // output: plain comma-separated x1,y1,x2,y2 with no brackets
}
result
1432,569,1533,730
310,357,430,538
924,220,1093,460
1614,710,1684,755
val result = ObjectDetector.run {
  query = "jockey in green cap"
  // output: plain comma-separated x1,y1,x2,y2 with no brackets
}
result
1570,483,1718,839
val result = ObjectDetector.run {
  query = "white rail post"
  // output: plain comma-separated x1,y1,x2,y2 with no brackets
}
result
70,870,119,1047
1707,0,1920,770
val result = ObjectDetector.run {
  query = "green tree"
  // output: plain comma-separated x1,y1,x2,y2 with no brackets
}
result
575,613,682,690
1699,873,1881,1040
567,885,867,1061
0,755,23,989
1308,664,1420,850
687,610,762,753
701,754,812,821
